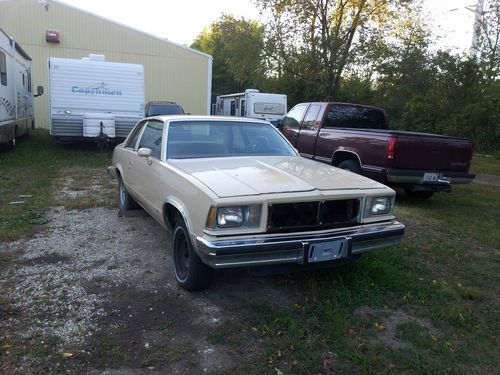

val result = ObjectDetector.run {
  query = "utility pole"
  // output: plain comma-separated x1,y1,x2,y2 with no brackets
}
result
470,0,485,58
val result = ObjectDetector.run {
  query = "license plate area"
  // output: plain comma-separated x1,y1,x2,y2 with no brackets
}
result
308,239,348,263
422,173,440,182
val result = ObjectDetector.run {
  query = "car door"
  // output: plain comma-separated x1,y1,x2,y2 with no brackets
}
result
121,120,148,197
131,119,166,221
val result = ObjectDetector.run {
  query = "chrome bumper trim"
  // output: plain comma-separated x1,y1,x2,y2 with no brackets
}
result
196,220,405,269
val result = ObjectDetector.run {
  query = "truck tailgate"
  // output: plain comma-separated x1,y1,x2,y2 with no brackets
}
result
392,131,471,172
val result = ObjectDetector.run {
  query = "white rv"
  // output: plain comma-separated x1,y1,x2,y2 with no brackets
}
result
48,55,144,142
0,28,36,147
214,89,287,125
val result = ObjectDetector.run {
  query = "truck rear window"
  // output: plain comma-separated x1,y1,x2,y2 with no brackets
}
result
325,105,387,129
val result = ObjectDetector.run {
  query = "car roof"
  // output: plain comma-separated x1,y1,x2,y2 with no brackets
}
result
144,115,271,125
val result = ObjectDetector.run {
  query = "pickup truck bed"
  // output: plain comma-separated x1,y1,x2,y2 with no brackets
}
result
280,102,475,198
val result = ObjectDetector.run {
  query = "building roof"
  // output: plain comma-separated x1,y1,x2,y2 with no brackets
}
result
50,0,211,59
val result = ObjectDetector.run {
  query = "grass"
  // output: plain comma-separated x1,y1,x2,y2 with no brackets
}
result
1,131,498,373
0,130,113,242
470,155,500,175
212,184,499,374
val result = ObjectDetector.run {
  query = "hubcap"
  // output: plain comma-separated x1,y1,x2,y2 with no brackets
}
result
174,228,190,281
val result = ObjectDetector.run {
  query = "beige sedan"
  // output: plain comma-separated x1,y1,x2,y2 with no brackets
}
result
108,116,404,290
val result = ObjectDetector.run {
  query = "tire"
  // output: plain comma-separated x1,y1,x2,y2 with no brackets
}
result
338,159,361,174
172,218,212,291
118,177,138,211
404,189,434,200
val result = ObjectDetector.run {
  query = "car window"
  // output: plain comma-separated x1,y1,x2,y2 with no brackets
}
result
302,104,321,131
325,105,387,129
138,120,164,159
167,121,296,159
281,104,308,129
125,121,147,149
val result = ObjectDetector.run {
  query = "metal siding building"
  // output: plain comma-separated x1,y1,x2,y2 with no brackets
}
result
0,0,212,129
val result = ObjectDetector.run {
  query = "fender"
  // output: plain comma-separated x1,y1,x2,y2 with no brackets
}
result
162,196,193,234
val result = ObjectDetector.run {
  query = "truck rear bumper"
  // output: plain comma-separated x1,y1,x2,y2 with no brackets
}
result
196,220,405,269
387,169,475,185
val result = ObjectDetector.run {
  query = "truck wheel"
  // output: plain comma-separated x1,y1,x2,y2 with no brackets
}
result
118,177,138,211
404,189,434,200
338,160,361,174
172,218,212,291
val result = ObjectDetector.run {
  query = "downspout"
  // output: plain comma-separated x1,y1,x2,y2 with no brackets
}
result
207,56,213,115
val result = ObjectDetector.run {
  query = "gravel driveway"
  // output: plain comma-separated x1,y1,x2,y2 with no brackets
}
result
0,171,297,374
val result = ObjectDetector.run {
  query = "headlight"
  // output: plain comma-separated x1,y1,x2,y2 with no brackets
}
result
364,196,393,216
206,205,262,229
217,207,244,227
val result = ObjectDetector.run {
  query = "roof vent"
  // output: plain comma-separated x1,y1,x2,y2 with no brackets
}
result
245,89,259,94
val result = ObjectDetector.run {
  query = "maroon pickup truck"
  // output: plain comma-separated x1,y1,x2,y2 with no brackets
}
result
279,102,475,198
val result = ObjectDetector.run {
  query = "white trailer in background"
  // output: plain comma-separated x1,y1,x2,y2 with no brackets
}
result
48,55,144,143
214,89,287,125
0,28,36,147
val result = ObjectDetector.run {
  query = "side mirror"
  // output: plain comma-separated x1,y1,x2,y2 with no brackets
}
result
138,147,152,157
276,119,283,129
34,85,44,97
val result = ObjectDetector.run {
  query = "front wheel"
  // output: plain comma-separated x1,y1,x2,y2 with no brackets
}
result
172,218,212,291
118,177,138,210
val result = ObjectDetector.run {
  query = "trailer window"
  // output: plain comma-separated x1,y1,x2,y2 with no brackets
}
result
28,72,32,92
22,73,25,86
324,105,387,129
0,51,7,86
241,100,246,116
254,102,285,115
230,101,236,116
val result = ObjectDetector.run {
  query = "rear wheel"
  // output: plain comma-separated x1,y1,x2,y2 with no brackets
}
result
172,218,212,291
338,159,361,174
118,177,138,210
404,189,434,200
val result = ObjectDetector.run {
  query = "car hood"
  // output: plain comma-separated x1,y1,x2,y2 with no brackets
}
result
169,156,387,198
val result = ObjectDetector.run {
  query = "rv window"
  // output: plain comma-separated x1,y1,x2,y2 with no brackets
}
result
230,101,236,116
0,51,7,86
240,100,246,116
138,120,164,159
28,72,32,92
22,73,25,86
254,102,285,115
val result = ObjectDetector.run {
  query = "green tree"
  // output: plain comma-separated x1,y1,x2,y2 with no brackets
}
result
256,0,416,102
190,15,265,95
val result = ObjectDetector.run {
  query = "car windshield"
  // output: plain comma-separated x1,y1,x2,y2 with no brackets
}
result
148,104,184,116
167,121,296,159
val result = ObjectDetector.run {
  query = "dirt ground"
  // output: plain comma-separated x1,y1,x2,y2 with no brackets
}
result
0,171,301,374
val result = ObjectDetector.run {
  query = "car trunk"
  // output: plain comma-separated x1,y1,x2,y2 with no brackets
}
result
390,131,472,172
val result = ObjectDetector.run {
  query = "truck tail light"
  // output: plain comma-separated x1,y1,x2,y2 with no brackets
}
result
385,136,397,160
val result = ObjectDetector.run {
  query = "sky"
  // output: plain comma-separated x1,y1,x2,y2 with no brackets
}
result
56,0,481,53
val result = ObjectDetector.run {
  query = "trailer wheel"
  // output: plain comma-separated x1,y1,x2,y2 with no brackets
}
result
338,159,361,174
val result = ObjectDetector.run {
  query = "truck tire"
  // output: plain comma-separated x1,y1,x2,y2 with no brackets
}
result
338,159,361,174
172,218,212,291
118,177,139,211
404,189,434,200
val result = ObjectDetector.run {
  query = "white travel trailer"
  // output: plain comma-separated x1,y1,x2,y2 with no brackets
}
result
214,89,287,125
48,55,144,142
0,28,37,147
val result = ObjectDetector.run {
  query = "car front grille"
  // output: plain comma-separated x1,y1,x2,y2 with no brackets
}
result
267,199,360,233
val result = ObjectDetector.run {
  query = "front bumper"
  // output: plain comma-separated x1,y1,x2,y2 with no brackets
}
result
387,169,475,186
196,220,405,269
